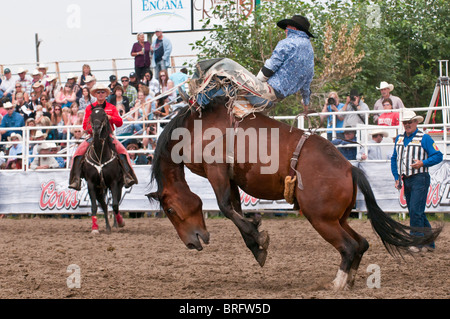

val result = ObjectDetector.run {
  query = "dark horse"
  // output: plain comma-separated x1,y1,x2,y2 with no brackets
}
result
148,98,442,290
83,107,125,234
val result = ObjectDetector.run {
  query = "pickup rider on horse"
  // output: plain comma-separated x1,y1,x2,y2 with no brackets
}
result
68,83,138,190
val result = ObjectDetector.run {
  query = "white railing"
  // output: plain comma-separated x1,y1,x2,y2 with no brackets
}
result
1,105,449,171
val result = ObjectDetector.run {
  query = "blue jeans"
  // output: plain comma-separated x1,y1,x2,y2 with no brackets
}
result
196,83,275,109
403,172,434,248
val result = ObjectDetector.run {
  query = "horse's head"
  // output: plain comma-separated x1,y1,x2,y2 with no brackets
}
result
147,186,210,251
90,108,109,139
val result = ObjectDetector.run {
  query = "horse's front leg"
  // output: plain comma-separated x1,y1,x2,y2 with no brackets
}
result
207,167,269,266
96,189,111,234
88,183,100,234
229,180,269,267
111,183,125,228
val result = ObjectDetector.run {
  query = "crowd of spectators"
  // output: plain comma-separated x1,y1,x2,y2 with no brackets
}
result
0,60,186,170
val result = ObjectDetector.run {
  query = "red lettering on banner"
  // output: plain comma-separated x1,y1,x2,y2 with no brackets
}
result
39,180,79,210
399,183,442,208
426,184,440,207
240,190,259,206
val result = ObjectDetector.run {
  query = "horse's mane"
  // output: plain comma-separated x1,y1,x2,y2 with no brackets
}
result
151,105,194,193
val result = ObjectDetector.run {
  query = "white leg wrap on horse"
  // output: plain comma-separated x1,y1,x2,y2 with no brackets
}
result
332,269,348,291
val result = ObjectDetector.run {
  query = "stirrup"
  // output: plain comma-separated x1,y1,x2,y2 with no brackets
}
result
69,179,81,191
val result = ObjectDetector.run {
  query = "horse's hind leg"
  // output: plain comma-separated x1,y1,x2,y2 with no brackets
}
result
230,181,268,267
111,184,125,228
308,218,359,291
340,220,369,288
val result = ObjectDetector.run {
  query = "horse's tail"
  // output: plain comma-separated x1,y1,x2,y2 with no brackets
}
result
351,166,442,256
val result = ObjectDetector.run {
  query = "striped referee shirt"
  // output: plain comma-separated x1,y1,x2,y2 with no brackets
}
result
391,129,443,180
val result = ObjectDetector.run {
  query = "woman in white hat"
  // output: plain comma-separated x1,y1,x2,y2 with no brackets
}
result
391,109,443,252
373,81,405,122
68,83,138,190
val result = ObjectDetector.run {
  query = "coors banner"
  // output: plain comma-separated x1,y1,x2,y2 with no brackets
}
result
0,162,449,214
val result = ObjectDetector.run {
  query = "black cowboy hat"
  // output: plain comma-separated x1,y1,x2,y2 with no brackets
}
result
277,15,315,38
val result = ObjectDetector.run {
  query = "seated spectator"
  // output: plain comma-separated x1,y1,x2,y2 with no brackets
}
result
78,86,96,111
126,139,148,165
129,72,140,90
357,129,392,161
68,102,80,125
16,67,33,94
65,73,80,97
142,69,159,96
39,94,52,114
12,82,30,104
0,68,16,101
121,75,137,108
67,127,84,166
373,81,404,123
55,83,76,109
0,102,25,141
109,85,130,113
169,67,189,98
320,91,345,141
5,133,23,167
25,117,37,140
78,64,93,87
107,75,121,100
30,130,47,161
31,80,45,102
29,142,61,170
50,104,69,140
44,74,58,102
157,69,177,101
377,98,400,126
14,93,32,120
332,128,357,161
37,116,58,141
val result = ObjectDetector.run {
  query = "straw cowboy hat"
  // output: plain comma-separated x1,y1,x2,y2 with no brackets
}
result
369,128,389,137
66,73,78,80
3,102,14,109
32,81,44,88
402,109,424,123
277,15,315,38
46,74,57,82
38,64,49,70
39,142,59,150
17,67,28,74
31,69,42,76
8,133,23,141
376,81,394,92
91,83,111,96
34,130,47,139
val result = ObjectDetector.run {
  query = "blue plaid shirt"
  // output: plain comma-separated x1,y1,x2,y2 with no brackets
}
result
265,29,314,105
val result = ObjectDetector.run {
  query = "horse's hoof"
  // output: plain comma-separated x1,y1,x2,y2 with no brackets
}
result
91,229,100,235
258,230,270,250
255,249,268,267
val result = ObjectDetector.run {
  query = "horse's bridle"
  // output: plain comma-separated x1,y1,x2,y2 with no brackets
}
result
85,116,116,175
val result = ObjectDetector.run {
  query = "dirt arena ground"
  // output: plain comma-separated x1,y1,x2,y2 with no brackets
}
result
0,216,448,299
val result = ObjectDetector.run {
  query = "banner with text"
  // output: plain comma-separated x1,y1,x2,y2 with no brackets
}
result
0,161,449,214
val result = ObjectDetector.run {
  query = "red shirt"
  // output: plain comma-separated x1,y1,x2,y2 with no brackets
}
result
82,101,123,135
377,112,399,126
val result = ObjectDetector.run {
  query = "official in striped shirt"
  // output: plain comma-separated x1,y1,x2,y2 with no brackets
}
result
390,109,443,252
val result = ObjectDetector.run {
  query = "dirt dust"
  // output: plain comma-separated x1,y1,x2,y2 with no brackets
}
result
0,217,448,299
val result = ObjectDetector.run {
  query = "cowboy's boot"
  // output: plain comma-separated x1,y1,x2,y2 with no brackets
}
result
119,154,137,188
69,156,83,190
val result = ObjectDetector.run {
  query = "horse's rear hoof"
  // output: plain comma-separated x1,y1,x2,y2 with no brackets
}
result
118,221,125,228
91,229,100,235
259,230,270,250
255,249,268,267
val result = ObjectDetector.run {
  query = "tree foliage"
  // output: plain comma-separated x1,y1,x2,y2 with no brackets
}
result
190,0,450,120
